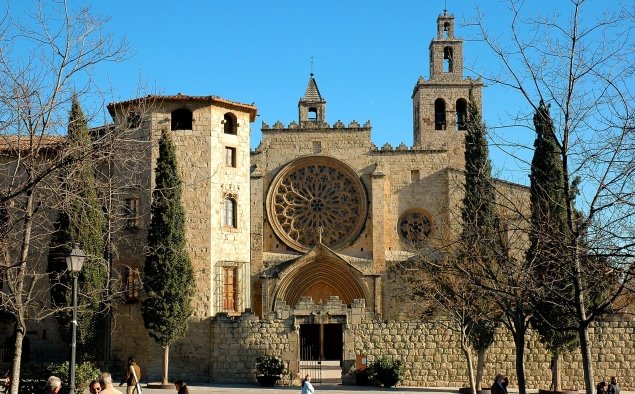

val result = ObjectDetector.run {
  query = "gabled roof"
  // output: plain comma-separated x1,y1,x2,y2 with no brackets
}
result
107,94,258,122
301,74,324,102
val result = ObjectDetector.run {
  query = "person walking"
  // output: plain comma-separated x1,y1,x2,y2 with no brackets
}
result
120,357,141,394
491,374,508,394
44,376,62,394
174,380,188,394
608,377,620,394
100,372,122,394
301,374,314,394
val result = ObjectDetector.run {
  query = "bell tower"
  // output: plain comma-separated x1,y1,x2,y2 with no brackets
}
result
412,10,482,154
299,73,326,126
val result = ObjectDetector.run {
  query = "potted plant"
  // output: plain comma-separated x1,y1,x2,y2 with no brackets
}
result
368,357,403,388
255,355,286,387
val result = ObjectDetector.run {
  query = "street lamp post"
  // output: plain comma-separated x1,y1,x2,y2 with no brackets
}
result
66,244,87,394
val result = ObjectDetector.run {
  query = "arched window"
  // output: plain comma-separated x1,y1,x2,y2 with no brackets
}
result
308,107,318,122
443,22,450,39
456,98,468,131
223,198,237,228
224,112,237,134
171,108,192,131
443,46,453,73
434,99,446,130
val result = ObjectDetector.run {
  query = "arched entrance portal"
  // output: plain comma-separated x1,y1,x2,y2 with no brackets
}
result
275,258,369,308
273,246,370,366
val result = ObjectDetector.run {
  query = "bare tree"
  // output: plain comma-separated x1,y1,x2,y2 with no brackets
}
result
471,1,635,392
0,1,128,392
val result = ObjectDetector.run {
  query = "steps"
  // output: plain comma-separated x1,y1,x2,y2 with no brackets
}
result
299,360,341,384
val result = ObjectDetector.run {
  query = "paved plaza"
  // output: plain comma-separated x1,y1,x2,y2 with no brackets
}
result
137,385,635,394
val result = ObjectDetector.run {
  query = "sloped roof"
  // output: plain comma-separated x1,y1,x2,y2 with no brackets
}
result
107,94,258,122
0,135,65,153
302,74,324,102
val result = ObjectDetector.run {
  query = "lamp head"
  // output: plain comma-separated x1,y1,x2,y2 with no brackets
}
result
66,243,87,272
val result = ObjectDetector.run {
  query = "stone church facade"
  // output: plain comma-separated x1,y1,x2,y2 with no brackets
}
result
3,11,632,389
104,12,635,388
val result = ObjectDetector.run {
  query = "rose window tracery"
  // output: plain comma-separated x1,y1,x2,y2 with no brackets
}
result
398,210,433,248
267,156,368,252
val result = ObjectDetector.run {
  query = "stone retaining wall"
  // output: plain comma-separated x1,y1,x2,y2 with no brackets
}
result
210,312,635,389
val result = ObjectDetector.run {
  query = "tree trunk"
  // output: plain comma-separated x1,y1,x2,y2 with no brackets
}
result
10,191,35,394
551,352,561,391
476,347,486,390
512,325,527,394
10,325,25,394
460,328,477,394
162,345,169,385
578,325,594,394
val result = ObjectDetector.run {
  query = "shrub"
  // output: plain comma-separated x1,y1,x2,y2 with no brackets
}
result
369,357,403,388
255,355,286,376
47,361,101,394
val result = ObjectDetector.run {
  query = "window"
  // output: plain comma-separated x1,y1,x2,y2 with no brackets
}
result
125,267,142,302
223,198,237,228
411,170,420,182
223,113,237,134
171,108,192,131
434,98,446,130
124,198,139,228
443,22,450,39
313,141,322,153
225,147,236,167
308,107,318,122
456,98,467,131
127,111,141,129
443,46,453,73
222,266,238,312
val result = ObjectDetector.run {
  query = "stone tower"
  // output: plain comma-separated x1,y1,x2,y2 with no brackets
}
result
412,10,482,155
298,73,326,126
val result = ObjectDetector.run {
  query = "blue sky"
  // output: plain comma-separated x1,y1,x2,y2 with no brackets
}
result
8,1,626,185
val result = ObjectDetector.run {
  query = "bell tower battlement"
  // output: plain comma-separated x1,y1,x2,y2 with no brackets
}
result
412,11,482,154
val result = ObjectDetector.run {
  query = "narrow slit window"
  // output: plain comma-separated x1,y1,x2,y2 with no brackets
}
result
225,147,236,167
443,46,453,73
456,99,468,131
434,99,446,130
223,198,237,228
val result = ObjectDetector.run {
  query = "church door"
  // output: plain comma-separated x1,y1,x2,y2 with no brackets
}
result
299,323,343,361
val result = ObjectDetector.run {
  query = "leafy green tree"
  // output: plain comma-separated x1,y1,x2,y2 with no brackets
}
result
527,101,578,390
142,129,195,385
47,94,107,360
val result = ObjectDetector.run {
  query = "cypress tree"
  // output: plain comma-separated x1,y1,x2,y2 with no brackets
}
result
460,89,504,390
142,129,194,385
527,101,577,390
48,94,107,359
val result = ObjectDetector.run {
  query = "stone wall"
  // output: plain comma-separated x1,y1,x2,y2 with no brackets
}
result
210,311,635,389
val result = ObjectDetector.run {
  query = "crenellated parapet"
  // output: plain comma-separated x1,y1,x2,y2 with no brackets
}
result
261,119,371,132
369,141,449,154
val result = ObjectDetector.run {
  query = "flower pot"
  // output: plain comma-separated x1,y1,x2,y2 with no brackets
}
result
257,375,279,387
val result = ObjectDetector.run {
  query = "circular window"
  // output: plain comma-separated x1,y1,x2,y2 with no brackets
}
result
266,156,368,252
398,210,433,248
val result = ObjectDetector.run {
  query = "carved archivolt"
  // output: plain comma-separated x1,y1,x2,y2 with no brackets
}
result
398,209,433,248
266,156,368,252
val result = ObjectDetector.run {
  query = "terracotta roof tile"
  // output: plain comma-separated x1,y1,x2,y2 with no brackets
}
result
107,94,258,122
0,135,65,153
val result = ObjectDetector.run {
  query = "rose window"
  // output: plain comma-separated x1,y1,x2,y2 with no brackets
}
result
399,210,433,248
267,156,368,252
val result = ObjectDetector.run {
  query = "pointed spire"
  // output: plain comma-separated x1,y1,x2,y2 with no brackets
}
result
302,74,323,102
